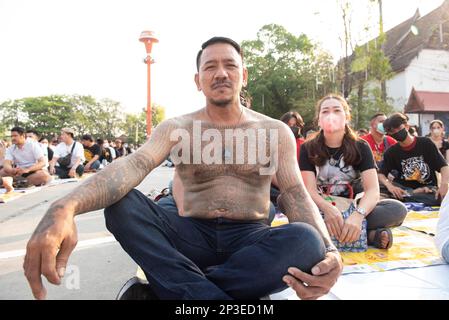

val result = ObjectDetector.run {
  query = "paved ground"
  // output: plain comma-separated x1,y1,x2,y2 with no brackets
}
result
0,166,175,300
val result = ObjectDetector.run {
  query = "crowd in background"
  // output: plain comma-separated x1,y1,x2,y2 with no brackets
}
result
0,127,137,191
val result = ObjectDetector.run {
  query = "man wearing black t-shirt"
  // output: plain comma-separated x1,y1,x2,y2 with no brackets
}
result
81,134,101,172
379,113,449,206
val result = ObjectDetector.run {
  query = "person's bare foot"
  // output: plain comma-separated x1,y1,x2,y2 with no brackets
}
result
368,229,391,249
2,177,14,193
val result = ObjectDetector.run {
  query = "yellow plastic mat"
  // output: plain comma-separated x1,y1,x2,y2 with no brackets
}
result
271,211,445,275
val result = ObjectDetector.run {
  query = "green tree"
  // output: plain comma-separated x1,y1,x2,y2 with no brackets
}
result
121,111,146,146
21,95,75,137
67,95,99,138
0,99,26,138
337,0,354,98
93,98,125,139
349,0,394,129
0,96,75,139
151,103,166,127
242,24,335,124
120,104,166,146
0,94,128,140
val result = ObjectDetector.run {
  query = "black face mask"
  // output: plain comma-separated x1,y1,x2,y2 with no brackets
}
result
391,128,408,142
290,126,300,139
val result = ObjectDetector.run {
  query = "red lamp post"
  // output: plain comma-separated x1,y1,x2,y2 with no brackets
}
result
139,30,159,138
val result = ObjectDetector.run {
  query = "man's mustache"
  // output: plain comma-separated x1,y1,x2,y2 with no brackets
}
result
212,81,232,89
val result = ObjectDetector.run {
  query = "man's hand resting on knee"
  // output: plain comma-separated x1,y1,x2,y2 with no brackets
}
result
23,207,78,300
282,251,343,300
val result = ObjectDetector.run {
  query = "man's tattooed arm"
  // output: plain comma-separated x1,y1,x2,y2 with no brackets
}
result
275,123,335,249
24,119,180,300
47,119,178,217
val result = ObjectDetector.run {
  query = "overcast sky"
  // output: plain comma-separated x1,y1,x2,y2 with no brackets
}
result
0,0,444,119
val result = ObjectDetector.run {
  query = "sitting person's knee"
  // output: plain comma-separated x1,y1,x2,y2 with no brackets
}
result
104,189,141,224
397,202,408,219
385,199,408,223
280,222,326,271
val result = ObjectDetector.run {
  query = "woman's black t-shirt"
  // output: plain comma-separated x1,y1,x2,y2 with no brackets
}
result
299,140,376,197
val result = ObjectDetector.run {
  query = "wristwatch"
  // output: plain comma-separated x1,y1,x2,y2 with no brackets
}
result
355,207,367,217
325,245,339,254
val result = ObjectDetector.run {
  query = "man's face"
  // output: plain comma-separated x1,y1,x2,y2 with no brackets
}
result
386,123,411,143
195,43,248,107
371,115,386,131
26,133,38,141
386,124,406,136
60,131,70,143
11,131,25,145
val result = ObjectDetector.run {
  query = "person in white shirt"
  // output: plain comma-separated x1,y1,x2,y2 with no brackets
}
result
436,193,449,263
26,129,50,169
49,128,85,179
0,127,52,186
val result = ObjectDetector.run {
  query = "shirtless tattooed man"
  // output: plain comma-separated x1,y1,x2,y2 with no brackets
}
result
24,37,343,300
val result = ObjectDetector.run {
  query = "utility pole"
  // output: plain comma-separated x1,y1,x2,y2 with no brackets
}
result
139,31,158,138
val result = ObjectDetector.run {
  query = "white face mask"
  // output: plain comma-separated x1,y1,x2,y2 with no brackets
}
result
41,143,49,148
104,143,110,148
432,129,442,136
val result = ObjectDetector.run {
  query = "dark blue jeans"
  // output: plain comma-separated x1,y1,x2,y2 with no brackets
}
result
55,164,84,179
391,182,441,206
104,189,326,300
89,160,101,170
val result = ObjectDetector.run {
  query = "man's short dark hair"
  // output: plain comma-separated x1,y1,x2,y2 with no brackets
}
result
196,36,243,71
11,127,25,136
370,113,386,121
97,138,104,145
383,113,409,132
81,134,94,142
26,129,39,137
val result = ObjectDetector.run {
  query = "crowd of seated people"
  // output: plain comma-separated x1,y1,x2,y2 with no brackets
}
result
0,127,136,187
